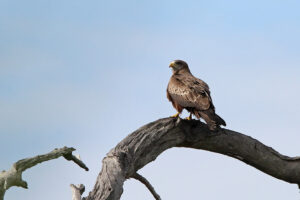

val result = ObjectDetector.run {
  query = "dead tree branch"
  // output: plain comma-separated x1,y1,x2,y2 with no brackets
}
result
70,184,85,200
85,117,300,200
0,146,88,200
131,173,161,200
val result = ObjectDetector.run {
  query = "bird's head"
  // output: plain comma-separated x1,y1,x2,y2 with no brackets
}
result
169,60,190,74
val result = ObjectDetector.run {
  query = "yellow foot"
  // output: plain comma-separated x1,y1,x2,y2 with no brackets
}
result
171,112,180,118
185,114,192,120
185,116,192,120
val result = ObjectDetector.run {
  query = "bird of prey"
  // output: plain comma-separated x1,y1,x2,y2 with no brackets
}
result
167,60,226,130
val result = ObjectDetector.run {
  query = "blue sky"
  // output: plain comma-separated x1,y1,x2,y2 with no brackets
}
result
1,0,300,199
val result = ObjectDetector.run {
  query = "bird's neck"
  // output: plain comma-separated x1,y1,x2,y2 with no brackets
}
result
174,68,191,75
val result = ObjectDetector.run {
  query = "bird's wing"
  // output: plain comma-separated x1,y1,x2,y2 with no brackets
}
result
167,74,212,110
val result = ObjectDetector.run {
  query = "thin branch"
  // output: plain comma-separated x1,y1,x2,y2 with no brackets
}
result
64,153,89,171
0,146,88,200
131,173,161,200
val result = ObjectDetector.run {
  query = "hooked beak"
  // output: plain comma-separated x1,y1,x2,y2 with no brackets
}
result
169,61,175,68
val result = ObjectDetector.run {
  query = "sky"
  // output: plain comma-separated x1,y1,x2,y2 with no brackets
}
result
1,0,300,199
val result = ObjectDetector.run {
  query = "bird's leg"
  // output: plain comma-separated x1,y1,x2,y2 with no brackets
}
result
185,113,192,120
170,112,180,118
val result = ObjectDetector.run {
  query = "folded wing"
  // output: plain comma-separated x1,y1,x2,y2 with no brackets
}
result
167,74,213,111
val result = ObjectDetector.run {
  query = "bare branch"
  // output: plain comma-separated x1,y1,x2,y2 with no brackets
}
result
0,146,88,200
85,117,300,200
70,184,85,200
64,153,89,171
131,173,161,200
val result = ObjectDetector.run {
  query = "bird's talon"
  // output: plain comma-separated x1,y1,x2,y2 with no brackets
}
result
171,113,180,118
185,116,191,120
185,113,192,120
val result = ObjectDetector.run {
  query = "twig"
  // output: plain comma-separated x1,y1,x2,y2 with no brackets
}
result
64,153,89,171
132,173,161,200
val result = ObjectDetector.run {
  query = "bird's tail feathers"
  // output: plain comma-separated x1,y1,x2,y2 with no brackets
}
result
194,109,226,130
214,113,226,126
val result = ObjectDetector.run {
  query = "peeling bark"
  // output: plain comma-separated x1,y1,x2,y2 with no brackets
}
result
0,146,88,200
85,117,300,200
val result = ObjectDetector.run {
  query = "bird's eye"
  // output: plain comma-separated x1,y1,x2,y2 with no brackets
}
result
200,91,206,96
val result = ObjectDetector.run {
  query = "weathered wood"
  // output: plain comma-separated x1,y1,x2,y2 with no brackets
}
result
70,184,85,200
85,117,300,200
0,147,88,200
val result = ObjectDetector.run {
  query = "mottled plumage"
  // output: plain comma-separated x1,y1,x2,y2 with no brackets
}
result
167,60,226,130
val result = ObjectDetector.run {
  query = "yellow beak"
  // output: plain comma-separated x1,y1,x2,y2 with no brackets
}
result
169,61,175,68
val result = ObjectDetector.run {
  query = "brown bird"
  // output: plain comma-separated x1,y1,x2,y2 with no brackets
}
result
167,60,226,130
